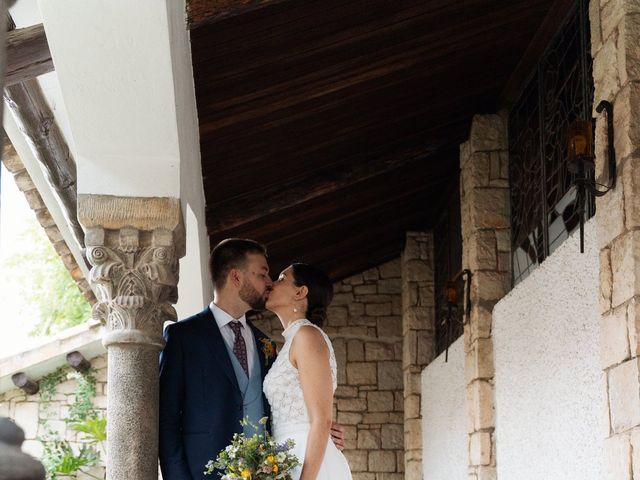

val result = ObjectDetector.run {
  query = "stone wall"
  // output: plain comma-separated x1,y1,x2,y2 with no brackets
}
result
460,113,511,480
252,259,405,480
0,355,108,480
401,232,436,479
590,0,640,478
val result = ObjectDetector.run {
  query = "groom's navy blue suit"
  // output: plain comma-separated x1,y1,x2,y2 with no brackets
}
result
159,307,275,480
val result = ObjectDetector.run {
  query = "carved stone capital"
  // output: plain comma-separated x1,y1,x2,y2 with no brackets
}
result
79,195,185,348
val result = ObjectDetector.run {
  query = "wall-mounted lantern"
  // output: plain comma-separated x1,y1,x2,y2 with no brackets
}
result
567,100,616,253
439,269,472,362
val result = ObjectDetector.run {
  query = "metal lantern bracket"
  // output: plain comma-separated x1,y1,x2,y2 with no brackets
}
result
595,100,616,193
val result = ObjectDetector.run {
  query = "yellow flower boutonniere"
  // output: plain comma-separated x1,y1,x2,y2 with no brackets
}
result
260,338,276,366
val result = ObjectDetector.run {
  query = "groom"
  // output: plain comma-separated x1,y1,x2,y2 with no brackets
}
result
158,239,343,479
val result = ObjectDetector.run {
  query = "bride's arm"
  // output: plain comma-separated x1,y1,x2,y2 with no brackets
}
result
291,326,334,480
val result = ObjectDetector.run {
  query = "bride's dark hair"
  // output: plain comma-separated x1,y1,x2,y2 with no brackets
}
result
291,263,334,327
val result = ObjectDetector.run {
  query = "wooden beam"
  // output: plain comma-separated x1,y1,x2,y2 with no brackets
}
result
499,0,575,108
11,372,39,395
66,351,91,372
187,0,287,29
207,147,437,232
4,79,85,248
6,24,53,87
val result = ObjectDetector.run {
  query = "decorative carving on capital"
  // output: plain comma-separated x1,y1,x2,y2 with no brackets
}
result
87,227,179,340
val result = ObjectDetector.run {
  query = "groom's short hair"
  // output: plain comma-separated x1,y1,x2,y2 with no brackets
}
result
209,238,267,289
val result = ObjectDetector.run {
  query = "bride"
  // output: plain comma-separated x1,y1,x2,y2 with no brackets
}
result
263,263,352,480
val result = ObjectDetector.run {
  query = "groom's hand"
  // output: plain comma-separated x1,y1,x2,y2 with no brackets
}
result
330,422,345,451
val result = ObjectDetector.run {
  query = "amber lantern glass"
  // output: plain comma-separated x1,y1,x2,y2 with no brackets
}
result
567,119,593,163
444,281,457,304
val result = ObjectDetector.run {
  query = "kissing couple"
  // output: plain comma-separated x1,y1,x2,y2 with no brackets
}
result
159,238,353,480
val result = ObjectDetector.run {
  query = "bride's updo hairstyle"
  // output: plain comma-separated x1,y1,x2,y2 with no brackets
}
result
291,263,334,327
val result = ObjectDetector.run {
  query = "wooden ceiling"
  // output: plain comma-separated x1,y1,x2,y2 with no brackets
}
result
189,0,555,280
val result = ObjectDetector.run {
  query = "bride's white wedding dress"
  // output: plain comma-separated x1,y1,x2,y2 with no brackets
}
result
263,319,352,480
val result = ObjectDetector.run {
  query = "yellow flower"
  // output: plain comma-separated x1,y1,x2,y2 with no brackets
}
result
272,464,279,474
266,455,275,464
241,468,251,479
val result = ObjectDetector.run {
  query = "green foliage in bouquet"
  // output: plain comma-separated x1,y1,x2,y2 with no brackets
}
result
205,417,300,480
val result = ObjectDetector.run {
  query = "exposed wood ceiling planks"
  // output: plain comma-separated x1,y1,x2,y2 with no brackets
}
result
190,0,554,280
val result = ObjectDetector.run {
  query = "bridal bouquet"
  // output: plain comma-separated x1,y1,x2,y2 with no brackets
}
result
204,417,300,480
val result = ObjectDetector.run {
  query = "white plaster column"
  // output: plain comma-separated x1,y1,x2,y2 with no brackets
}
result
37,0,211,315
460,113,510,480
590,1,640,478
37,1,204,478
402,232,436,479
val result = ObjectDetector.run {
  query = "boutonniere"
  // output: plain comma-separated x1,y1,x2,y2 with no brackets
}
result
260,338,276,366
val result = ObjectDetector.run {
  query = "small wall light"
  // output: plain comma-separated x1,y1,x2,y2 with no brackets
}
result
567,100,616,252
440,269,472,362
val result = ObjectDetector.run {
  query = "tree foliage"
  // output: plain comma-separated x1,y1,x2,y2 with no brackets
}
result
2,218,90,337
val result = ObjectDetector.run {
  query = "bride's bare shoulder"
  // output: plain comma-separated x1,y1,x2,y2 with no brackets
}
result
291,324,328,356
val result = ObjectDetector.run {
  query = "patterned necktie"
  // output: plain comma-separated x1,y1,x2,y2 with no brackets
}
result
229,320,249,377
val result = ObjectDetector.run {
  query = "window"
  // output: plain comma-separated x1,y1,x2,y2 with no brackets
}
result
509,0,594,285
434,184,463,356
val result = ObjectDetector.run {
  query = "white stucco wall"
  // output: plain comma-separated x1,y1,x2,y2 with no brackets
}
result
421,337,466,480
493,219,603,479
39,0,183,197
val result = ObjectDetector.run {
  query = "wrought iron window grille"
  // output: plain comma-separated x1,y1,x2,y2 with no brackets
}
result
508,0,594,285
434,186,464,357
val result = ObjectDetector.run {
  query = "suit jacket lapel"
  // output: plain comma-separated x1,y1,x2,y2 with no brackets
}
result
200,308,241,393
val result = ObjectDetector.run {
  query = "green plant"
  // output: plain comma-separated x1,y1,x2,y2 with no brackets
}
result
42,441,99,479
70,417,107,445
37,366,106,480
68,370,97,423
39,367,68,403
1,220,90,338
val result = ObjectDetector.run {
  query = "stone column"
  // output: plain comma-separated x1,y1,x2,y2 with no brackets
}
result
590,2,640,478
402,232,436,480
79,195,184,480
460,113,510,480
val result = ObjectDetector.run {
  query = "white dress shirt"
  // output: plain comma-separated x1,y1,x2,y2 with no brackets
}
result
209,302,256,377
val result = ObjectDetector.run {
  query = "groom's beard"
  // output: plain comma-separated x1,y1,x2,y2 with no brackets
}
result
239,280,267,311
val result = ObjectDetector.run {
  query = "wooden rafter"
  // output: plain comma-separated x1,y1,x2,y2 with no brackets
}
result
4,80,85,248
187,0,287,29
6,24,53,87
206,146,438,232
499,0,576,107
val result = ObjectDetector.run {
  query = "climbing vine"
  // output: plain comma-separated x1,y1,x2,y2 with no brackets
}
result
37,365,106,480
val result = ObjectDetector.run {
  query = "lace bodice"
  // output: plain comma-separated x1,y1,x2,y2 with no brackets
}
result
263,319,337,427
